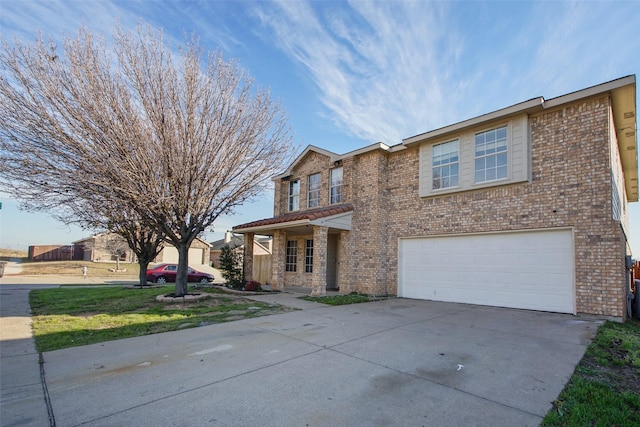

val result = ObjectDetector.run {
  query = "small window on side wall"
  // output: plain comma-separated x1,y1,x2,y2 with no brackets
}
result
305,239,313,273
330,167,343,204
285,240,297,272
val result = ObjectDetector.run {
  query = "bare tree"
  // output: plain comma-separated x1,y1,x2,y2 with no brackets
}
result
106,211,165,286
85,232,129,270
0,24,294,296
16,192,165,286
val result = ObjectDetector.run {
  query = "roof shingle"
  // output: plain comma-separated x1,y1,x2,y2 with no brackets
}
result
233,203,353,230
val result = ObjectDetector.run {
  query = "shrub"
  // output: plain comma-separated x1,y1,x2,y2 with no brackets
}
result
244,280,262,292
219,245,243,289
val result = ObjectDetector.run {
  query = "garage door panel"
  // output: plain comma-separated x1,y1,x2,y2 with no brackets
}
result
161,247,205,265
398,229,574,314
188,248,204,265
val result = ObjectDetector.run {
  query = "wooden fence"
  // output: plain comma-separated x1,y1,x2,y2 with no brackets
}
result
252,254,272,285
29,245,82,262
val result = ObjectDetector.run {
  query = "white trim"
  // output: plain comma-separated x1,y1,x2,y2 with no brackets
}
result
234,219,311,234
404,98,543,146
403,75,636,148
234,211,353,234
309,211,352,230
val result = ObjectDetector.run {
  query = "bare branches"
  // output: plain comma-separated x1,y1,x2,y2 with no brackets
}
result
0,23,295,294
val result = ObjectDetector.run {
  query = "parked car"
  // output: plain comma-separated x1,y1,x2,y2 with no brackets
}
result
146,264,214,284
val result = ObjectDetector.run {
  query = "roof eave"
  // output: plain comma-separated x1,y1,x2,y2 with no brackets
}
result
233,219,311,234
610,80,638,202
402,98,545,147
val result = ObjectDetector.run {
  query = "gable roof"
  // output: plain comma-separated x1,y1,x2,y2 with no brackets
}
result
210,235,272,253
209,236,244,250
273,143,403,180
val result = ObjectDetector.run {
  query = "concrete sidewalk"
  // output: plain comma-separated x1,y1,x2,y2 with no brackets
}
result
0,284,55,427
1,279,601,426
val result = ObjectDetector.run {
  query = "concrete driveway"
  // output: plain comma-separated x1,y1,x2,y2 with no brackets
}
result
37,293,599,427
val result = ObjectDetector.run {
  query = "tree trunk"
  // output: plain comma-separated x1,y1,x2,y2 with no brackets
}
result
116,256,120,270
175,242,189,296
137,259,150,287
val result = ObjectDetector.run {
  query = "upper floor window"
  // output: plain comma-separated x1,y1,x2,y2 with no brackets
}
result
475,126,507,183
419,116,526,198
307,173,321,208
432,140,459,190
285,240,297,272
329,167,343,204
288,179,300,211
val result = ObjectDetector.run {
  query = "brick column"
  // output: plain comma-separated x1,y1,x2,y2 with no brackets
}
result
338,230,354,293
271,230,285,291
243,233,254,282
311,226,328,296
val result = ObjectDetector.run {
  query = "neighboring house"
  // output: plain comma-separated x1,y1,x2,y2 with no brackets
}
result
234,76,638,320
73,233,136,263
74,233,211,266
209,231,272,268
153,237,211,266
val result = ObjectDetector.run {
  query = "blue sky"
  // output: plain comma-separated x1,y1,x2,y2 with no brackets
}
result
0,0,639,255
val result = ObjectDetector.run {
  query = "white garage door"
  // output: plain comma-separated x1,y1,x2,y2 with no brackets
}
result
161,247,205,265
398,229,575,313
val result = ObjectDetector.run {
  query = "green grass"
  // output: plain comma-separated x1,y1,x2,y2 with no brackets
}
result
29,286,293,352
542,320,640,426
587,321,640,367
301,293,383,305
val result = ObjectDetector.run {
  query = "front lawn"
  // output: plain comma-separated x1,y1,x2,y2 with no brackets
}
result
29,286,295,352
301,293,385,305
542,320,640,426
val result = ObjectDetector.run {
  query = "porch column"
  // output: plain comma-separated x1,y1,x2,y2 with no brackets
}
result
338,230,354,293
271,230,285,291
243,233,254,282
311,226,328,296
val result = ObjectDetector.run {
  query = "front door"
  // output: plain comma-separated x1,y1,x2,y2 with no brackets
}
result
326,234,338,290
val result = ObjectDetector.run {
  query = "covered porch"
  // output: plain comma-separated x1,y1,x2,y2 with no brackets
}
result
233,204,353,296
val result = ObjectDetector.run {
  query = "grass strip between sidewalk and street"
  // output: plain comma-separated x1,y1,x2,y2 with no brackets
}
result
542,319,640,426
29,285,295,352
301,293,386,305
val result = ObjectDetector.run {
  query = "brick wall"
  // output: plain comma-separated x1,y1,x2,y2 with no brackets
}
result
277,151,334,214
272,95,628,317
368,95,625,317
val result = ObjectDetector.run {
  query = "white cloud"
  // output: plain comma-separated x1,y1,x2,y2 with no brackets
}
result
252,0,639,146
2,1,134,42
253,0,467,145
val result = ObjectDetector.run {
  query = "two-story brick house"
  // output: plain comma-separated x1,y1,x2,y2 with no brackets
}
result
234,75,638,319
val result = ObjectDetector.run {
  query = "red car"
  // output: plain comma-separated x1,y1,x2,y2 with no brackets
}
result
146,264,214,284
